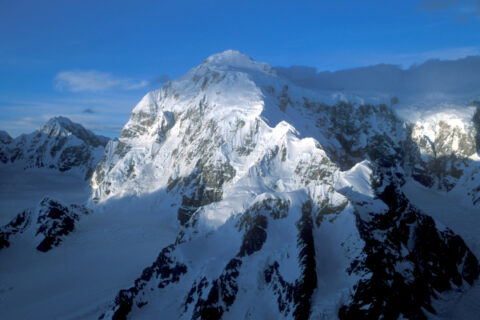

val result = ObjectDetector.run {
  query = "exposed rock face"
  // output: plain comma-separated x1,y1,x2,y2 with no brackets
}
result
0,197,90,252
173,160,236,227
340,180,479,319
474,106,480,151
0,130,13,163
0,209,31,250
408,111,479,191
299,97,480,199
105,245,188,320
0,117,108,179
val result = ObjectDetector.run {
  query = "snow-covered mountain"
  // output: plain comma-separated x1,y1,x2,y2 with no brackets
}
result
1,50,480,320
0,116,109,180
89,50,479,319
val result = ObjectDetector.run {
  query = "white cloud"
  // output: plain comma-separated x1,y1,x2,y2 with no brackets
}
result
54,70,149,92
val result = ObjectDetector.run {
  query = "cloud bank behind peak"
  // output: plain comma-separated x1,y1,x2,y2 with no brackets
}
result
275,55,480,95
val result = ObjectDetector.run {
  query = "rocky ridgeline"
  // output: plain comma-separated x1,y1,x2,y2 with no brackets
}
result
0,117,108,180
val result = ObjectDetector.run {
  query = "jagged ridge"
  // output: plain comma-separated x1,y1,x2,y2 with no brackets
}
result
0,116,109,179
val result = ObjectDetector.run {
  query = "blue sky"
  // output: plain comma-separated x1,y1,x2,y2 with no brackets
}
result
1,0,480,137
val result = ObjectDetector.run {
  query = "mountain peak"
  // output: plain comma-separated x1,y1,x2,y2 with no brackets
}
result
41,116,76,135
204,50,252,64
0,116,109,178
41,116,108,147
202,49,273,74
0,130,12,144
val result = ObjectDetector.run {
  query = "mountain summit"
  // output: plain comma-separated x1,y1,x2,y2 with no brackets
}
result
202,49,274,73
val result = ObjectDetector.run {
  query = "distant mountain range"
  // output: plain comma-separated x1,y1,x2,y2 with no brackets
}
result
0,116,108,180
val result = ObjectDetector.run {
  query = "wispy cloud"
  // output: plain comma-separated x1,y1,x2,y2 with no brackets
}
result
420,0,480,22
54,70,149,92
